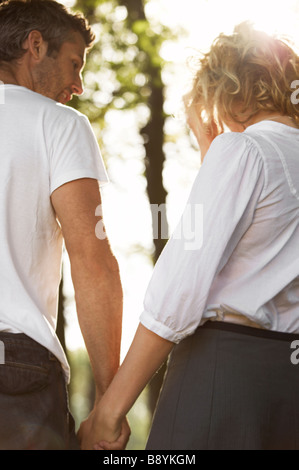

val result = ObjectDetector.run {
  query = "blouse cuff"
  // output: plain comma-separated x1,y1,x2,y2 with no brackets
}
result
139,310,188,344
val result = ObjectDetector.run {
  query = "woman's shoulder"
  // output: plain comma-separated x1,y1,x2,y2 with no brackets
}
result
207,131,262,165
213,130,257,147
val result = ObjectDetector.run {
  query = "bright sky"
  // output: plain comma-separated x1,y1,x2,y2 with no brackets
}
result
147,0,299,42
62,0,299,358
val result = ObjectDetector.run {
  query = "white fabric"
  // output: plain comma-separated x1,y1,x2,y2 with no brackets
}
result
140,121,299,342
0,85,108,381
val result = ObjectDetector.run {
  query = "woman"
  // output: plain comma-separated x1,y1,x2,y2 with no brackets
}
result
79,21,299,450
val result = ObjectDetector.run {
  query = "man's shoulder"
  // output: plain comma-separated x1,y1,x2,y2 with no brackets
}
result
17,86,85,122
50,101,85,125
38,92,83,120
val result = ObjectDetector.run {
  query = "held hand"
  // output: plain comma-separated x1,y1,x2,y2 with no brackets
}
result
94,419,131,451
77,324,174,451
77,408,102,450
77,405,131,450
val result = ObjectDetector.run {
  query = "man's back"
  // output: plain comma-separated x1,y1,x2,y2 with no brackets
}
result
0,84,108,379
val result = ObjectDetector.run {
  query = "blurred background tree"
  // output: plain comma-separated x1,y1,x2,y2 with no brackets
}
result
56,0,188,450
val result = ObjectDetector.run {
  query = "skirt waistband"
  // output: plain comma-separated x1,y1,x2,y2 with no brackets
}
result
202,321,299,342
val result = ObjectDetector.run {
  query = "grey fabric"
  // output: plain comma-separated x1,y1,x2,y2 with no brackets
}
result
146,322,299,450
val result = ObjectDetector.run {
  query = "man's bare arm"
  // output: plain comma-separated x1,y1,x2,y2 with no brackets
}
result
51,178,123,397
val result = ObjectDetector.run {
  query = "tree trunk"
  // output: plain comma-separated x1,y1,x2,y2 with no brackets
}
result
56,274,67,357
121,0,169,417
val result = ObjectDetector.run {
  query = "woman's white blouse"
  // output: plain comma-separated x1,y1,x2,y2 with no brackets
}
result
140,121,299,342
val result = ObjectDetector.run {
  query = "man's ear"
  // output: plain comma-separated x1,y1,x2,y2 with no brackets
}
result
23,30,48,61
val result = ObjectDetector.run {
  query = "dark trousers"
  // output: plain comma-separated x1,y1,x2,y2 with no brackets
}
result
147,321,299,450
0,332,79,450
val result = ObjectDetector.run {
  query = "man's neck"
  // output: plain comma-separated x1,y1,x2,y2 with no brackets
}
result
0,60,30,86
0,78,18,85
0,65,19,85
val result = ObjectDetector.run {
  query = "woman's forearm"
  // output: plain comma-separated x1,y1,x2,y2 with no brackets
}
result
99,323,174,426
78,324,174,449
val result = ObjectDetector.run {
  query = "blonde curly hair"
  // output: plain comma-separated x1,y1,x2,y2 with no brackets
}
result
185,21,299,131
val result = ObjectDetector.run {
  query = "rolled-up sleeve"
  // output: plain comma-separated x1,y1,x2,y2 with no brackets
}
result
140,132,265,342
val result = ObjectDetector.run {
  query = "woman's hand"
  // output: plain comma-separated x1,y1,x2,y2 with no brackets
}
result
184,97,220,160
94,418,131,451
77,404,131,450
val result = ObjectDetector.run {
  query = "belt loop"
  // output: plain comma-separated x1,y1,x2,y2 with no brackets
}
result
48,351,57,362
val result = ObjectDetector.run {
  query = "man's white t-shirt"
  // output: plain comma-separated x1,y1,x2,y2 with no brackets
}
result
0,85,108,382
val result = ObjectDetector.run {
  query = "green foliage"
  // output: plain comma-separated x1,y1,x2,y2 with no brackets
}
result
126,388,151,450
69,0,175,121
68,349,95,426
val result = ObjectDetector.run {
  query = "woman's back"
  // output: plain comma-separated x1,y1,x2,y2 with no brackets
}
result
206,120,299,332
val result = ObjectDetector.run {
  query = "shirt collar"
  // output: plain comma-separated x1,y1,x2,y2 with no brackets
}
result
245,120,299,134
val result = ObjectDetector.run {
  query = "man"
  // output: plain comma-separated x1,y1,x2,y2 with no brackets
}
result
0,0,129,450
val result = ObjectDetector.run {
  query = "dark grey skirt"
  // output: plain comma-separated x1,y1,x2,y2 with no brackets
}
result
146,321,299,450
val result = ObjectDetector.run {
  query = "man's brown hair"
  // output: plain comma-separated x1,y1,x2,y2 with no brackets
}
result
0,0,95,62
